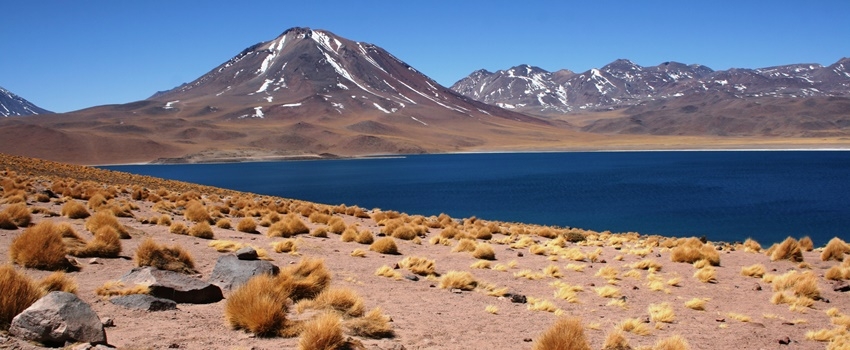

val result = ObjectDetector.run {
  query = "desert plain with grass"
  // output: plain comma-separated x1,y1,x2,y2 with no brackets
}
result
0,152,849,350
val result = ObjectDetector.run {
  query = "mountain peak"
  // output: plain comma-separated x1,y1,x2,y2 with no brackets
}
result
0,86,52,117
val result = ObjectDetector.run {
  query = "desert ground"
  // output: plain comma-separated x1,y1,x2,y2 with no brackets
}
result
0,153,849,350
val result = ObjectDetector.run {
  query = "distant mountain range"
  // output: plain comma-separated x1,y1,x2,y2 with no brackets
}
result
0,86,51,117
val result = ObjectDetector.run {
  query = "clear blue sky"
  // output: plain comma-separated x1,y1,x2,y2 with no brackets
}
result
2,0,848,113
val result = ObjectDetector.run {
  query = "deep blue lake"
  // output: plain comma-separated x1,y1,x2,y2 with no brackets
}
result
103,151,850,246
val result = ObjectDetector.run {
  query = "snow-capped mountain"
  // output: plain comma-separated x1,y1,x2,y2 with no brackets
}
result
451,58,850,116
0,86,52,117
152,27,537,124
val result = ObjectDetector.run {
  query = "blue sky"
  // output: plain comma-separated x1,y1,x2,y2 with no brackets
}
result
2,1,848,113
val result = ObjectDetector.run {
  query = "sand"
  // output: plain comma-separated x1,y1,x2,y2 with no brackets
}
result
1,155,848,350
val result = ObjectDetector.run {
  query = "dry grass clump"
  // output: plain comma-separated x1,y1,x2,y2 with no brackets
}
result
340,226,358,242
653,335,690,350
369,237,399,255
350,249,366,258
0,264,43,329
189,221,215,239
768,237,804,262
134,238,197,274
594,285,621,298
727,312,752,322
271,239,298,253
94,281,151,297
267,214,311,238
169,222,188,235
439,270,477,291
10,221,76,271
281,258,331,301
236,217,258,233
85,211,129,238
398,256,435,276
618,317,651,336
375,265,402,280
595,266,619,283
602,330,630,350
225,274,290,337
742,238,762,252
684,298,708,311
553,282,583,303
60,200,90,219
298,312,347,350
630,259,663,271
532,317,591,350
328,217,346,234
825,265,850,281
770,270,820,311
648,302,676,323
670,238,720,266
343,307,395,339
37,272,78,294
355,230,374,245
183,200,212,223
472,243,496,260
452,238,478,253
73,226,122,258
799,236,814,251
310,226,329,238
297,287,364,318
470,260,491,269
693,266,717,283
0,203,31,228
741,264,766,278
822,237,850,262
215,218,232,229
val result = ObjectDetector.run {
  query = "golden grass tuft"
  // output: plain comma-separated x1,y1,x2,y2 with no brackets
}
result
369,237,399,255
267,214,311,238
169,222,188,235
452,238,478,253
527,297,560,313
281,257,331,301
10,221,76,271
565,263,586,272
310,226,329,238
343,307,395,339
298,312,345,350
1,203,31,228
298,287,364,318
188,221,215,239
374,265,402,280
0,264,43,329
60,200,90,219
630,259,663,271
653,335,690,350
439,270,477,291
602,329,630,350
670,238,720,266
771,270,820,299
727,312,752,322
532,317,591,350
594,285,621,298
225,274,289,337
684,298,707,311
769,237,803,262
470,260,491,269
485,305,499,314
648,302,675,323
94,281,150,297
355,230,374,245
74,226,122,258
822,237,850,262
271,239,298,253
743,238,762,252
825,265,850,281
740,264,766,278
398,256,435,276
236,217,258,233
134,238,196,274
215,218,232,229
350,249,366,257
618,317,651,336
183,200,211,223
693,266,717,283
799,236,814,251
37,272,78,294
86,211,129,238
472,243,496,260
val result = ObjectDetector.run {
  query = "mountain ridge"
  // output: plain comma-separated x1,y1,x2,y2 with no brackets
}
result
0,86,52,117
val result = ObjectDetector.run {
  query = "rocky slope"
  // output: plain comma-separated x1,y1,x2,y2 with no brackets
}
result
0,86,52,117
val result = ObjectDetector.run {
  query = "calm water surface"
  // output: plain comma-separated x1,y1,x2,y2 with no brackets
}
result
103,151,850,246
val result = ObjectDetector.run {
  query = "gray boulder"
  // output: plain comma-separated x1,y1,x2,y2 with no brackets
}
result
9,292,107,346
235,246,258,260
110,294,177,311
208,255,279,291
119,267,223,304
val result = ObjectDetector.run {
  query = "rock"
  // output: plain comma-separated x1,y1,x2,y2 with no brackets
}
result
753,283,762,291
517,252,524,257
120,267,223,304
101,318,114,327
779,336,791,345
234,247,258,260
208,255,279,292
111,294,177,311
89,258,100,265
834,282,850,292
509,294,527,304
403,274,419,282
9,292,107,346
450,288,463,294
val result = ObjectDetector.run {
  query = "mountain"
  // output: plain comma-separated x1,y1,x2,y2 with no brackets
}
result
0,86,52,117
452,58,850,136
0,28,570,165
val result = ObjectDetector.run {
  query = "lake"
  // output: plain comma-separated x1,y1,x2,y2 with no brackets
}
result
103,151,850,246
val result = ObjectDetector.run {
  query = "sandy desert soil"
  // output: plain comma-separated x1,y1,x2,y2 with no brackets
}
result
0,154,849,350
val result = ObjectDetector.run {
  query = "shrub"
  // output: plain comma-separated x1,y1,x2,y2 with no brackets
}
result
298,312,344,350
398,256,435,276
822,237,850,262
602,330,630,350
741,264,766,278
799,236,814,251
1,203,31,228
769,237,803,262
225,274,289,337
369,237,399,255
355,230,374,245
281,258,331,301
10,221,76,271
452,238,477,253
670,238,720,265
693,266,717,283
0,212,16,229
310,226,329,238
742,238,762,252
271,240,297,253
189,221,215,239
134,238,196,274
472,243,496,260
653,335,691,350
532,317,591,350
57,222,86,254
215,218,232,229
86,211,129,238
37,272,78,294
298,287,364,318
0,265,43,329
648,302,675,323
60,201,90,219
183,200,211,223
618,318,651,336
169,222,188,235
94,281,150,297
375,265,402,280
236,218,258,233
439,271,477,291
74,226,122,258
684,298,707,311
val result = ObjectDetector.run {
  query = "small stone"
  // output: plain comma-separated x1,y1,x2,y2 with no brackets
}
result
403,275,419,282
599,259,607,263
779,337,791,345
450,289,463,294
517,252,524,257
632,286,639,290
523,338,532,342
234,246,258,260
716,318,726,322
101,318,114,327
89,258,100,265
833,282,850,292
510,294,527,304
753,283,762,291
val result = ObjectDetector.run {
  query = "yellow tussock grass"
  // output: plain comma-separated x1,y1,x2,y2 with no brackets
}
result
183,200,211,223
134,238,196,274
95,281,150,297
822,237,850,262
369,237,399,255
684,298,707,311
607,298,627,309
743,238,761,252
271,240,297,253
666,276,682,287
215,217,231,229
343,307,394,339
188,221,215,239
565,263,586,272
208,240,244,252
225,274,289,337
280,258,331,301
439,270,477,291
544,264,563,278
825,265,850,281
85,211,129,238
310,226,329,238
493,263,509,272
648,302,675,323
532,317,591,350
515,269,546,280
374,265,402,280
741,264,766,278
653,335,690,350
630,259,663,271
670,238,720,266
355,230,374,245
595,266,619,282
350,249,366,257
594,286,621,298
340,226,358,242
297,287,364,318
693,266,717,283
799,236,814,251
169,222,188,235
328,217,346,234
727,312,751,322
10,221,75,271
37,272,78,294
398,256,435,276
472,243,496,260
0,264,43,329
1,203,31,228
485,305,499,314
529,244,548,255
623,269,642,280
75,226,122,258
618,317,651,336
267,214,310,238
562,247,587,261
771,270,820,299
602,330,630,350
527,297,560,313
470,260,491,269
61,200,90,219
770,237,803,262
236,218,258,233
